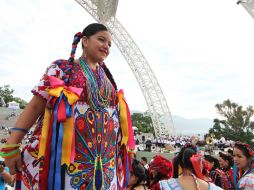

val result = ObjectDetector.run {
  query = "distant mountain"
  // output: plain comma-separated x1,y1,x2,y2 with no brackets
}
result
172,115,213,135
130,110,213,135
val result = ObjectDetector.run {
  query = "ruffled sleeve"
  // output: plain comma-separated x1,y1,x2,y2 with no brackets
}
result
238,173,254,190
31,60,66,100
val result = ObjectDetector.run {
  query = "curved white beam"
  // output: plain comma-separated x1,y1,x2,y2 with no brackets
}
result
237,0,254,19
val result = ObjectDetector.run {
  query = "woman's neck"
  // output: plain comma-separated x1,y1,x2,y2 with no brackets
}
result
243,165,252,174
182,169,193,176
80,56,98,70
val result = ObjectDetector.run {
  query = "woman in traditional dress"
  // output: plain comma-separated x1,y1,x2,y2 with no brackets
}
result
159,148,223,190
218,151,235,190
204,155,223,188
1,23,133,190
233,142,254,190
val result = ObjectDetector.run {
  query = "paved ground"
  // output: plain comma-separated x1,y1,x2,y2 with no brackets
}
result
0,107,22,139
136,150,175,163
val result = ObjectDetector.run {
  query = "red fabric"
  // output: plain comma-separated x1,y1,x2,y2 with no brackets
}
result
149,155,172,178
220,168,235,190
151,182,161,190
190,153,204,180
57,100,66,122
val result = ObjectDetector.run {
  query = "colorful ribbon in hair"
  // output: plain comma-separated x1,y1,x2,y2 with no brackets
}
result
190,153,204,180
235,141,254,157
38,76,82,190
149,155,172,178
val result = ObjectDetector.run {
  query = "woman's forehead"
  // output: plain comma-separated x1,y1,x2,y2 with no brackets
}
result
233,147,243,154
94,31,111,39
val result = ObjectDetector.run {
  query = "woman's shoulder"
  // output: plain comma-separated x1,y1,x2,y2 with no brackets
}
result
47,59,76,81
238,172,254,188
44,59,71,75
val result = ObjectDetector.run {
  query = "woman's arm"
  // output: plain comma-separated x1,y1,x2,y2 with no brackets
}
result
6,95,46,144
4,95,46,174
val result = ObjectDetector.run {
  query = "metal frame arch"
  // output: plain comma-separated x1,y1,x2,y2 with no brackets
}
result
74,0,175,137
237,0,254,19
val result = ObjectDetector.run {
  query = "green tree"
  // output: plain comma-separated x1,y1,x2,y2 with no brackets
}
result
209,99,254,145
13,97,27,109
0,84,27,109
131,112,154,134
0,85,14,104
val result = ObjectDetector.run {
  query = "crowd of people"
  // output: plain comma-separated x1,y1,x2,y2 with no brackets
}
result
139,135,236,154
128,142,254,190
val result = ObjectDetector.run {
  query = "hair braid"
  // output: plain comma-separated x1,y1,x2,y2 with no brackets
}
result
100,62,118,91
68,32,83,63
172,156,180,178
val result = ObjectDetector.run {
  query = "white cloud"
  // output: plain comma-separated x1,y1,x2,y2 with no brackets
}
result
1,0,254,119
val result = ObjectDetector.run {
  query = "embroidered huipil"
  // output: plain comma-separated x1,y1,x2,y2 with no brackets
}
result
16,60,125,190
237,171,254,190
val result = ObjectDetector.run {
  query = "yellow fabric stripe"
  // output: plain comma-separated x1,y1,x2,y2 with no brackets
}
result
118,92,129,145
61,115,74,165
38,108,51,158
63,90,79,105
48,87,64,97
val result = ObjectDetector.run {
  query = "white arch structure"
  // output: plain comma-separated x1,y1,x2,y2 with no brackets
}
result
237,0,254,19
74,0,175,138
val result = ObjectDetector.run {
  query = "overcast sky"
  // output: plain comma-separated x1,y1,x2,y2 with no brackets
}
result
1,0,254,119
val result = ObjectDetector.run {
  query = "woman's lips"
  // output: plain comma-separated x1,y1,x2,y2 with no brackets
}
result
99,49,108,55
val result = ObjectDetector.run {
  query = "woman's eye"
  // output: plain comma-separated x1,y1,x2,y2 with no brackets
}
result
99,38,105,42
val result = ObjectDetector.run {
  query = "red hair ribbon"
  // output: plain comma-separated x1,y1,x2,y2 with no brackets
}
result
190,153,204,180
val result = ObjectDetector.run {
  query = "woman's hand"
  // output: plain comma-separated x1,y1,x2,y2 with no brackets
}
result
4,152,22,175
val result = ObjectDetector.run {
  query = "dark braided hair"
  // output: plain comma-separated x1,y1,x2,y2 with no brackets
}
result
173,144,198,178
100,62,117,91
68,32,82,63
68,23,117,91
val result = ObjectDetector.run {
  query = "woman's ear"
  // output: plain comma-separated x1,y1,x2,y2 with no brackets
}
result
82,36,88,48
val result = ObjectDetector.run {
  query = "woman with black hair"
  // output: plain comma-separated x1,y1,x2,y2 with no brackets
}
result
1,23,133,189
127,159,148,190
218,152,235,190
204,155,223,188
160,148,223,190
233,141,254,189
172,143,198,178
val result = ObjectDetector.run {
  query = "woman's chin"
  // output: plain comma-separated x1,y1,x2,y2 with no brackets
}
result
97,57,106,63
